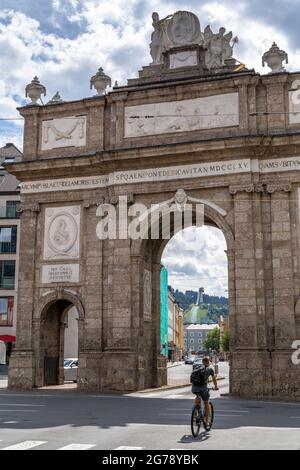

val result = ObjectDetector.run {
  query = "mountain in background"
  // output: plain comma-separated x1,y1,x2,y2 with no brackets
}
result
169,287,228,324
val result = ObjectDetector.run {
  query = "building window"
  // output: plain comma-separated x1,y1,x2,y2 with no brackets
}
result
0,226,17,254
190,332,194,337
0,297,14,325
190,338,194,344
0,261,15,289
6,201,19,219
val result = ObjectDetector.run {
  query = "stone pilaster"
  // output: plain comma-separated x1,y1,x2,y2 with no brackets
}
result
229,184,259,349
82,201,103,350
229,184,272,397
8,202,40,388
261,74,288,132
267,183,295,350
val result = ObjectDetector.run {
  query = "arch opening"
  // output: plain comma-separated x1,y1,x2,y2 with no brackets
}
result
161,224,229,387
39,299,79,387
138,204,233,390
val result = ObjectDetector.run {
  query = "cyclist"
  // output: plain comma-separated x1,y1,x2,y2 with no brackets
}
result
192,356,219,426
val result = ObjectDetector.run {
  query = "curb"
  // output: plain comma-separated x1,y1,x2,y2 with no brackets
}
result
138,383,190,393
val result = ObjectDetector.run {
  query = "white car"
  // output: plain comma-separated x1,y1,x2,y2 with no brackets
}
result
64,358,78,383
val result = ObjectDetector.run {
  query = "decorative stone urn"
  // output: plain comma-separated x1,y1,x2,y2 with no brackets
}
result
90,67,111,95
25,76,46,104
262,43,288,73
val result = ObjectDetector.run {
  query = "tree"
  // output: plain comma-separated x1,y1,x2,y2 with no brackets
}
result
221,328,230,352
204,327,220,352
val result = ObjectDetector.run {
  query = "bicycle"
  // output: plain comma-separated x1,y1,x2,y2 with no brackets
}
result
191,393,214,436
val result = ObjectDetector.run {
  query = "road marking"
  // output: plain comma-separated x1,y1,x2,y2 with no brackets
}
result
167,408,191,411
2,421,19,424
134,393,158,398
58,444,95,450
2,440,46,450
115,446,144,450
216,410,249,413
0,393,53,397
0,404,44,407
88,395,128,399
165,394,189,399
0,410,39,413
289,416,300,419
166,408,249,413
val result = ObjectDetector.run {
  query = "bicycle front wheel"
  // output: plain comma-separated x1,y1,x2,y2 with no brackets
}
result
203,401,214,431
191,406,201,437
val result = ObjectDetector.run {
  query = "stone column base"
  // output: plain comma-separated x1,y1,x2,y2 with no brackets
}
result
8,349,35,390
78,350,168,392
230,349,300,400
153,355,168,388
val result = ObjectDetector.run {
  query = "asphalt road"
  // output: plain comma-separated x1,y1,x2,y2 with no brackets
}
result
0,379,299,450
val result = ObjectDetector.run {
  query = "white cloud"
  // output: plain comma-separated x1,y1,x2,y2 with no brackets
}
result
0,0,298,292
0,0,298,122
162,226,228,297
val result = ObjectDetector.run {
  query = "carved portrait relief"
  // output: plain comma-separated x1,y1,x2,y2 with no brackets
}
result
167,11,201,46
43,206,81,260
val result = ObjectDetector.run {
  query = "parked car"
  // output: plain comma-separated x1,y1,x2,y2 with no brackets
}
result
185,356,195,365
64,358,78,383
192,357,203,370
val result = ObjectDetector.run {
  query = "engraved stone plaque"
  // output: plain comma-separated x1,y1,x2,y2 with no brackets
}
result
44,206,80,260
42,264,80,283
169,50,198,69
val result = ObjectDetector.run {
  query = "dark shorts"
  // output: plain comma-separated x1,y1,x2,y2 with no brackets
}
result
192,386,210,402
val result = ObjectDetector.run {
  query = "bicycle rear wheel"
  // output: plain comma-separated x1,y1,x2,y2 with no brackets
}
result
191,406,201,437
203,401,214,431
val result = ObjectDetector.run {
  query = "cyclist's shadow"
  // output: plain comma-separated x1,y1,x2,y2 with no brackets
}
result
179,431,211,444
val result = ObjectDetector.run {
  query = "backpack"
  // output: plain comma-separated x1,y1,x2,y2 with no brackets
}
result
190,364,206,386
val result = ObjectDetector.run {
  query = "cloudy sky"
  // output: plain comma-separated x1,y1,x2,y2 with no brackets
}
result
1,0,300,149
161,226,228,297
1,0,299,295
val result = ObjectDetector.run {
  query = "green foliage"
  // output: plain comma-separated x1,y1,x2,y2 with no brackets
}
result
221,329,230,352
204,327,220,352
170,287,228,313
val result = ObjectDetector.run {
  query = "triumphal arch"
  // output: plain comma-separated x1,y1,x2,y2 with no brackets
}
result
7,11,300,399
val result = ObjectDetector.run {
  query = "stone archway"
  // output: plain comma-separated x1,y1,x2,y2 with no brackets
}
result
131,197,235,390
33,289,84,387
7,12,300,398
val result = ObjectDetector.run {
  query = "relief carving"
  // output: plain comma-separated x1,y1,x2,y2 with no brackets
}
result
143,270,152,321
44,206,80,260
42,116,86,150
